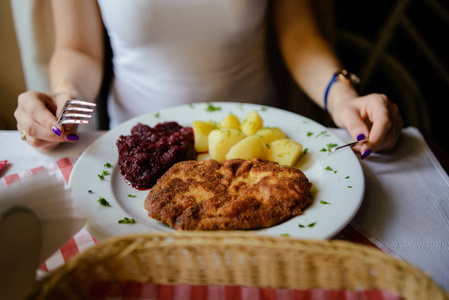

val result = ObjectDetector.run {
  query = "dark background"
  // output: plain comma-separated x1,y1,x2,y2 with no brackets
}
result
334,0,449,154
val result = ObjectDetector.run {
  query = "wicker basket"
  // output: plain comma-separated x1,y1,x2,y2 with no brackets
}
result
26,232,448,300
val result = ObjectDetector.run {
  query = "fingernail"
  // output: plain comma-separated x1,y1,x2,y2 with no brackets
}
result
361,149,372,160
66,134,79,141
52,126,61,137
357,133,366,141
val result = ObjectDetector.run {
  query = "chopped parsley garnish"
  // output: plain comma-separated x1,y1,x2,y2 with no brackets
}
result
206,103,221,111
307,132,314,137
320,148,327,152
97,197,110,207
104,162,112,168
188,103,194,108
154,112,160,118
260,107,267,112
307,222,316,228
118,217,135,224
280,233,290,237
320,200,331,205
316,130,330,138
326,143,338,152
348,186,353,188
98,169,110,180
88,190,93,194
127,194,137,198
299,222,316,228
324,166,333,171
345,176,350,179
303,148,308,154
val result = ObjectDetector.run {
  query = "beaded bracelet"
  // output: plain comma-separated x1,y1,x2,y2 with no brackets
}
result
324,70,360,112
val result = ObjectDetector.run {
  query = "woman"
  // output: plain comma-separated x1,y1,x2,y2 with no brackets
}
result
14,0,402,158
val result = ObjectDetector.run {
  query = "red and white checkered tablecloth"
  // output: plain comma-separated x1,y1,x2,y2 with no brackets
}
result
0,158,402,300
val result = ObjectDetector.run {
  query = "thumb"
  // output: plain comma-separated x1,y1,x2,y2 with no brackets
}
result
337,108,370,143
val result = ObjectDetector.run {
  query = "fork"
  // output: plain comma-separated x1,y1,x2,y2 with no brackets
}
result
56,100,96,126
328,138,369,155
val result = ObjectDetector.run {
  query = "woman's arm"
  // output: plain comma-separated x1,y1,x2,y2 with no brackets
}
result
273,0,402,156
50,0,104,101
14,0,105,151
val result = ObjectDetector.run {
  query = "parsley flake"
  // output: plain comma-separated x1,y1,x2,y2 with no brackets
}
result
280,233,290,237
88,190,93,194
206,103,221,112
326,143,338,152
127,194,137,198
104,162,112,168
324,166,333,171
98,174,104,180
118,217,136,224
320,200,331,205
316,130,330,138
97,197,110,207
307,222,316,228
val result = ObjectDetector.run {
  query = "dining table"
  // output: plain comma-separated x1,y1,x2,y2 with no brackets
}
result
1,125,448,298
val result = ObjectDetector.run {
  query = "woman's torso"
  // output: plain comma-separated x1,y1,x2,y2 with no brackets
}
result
97,0,275,127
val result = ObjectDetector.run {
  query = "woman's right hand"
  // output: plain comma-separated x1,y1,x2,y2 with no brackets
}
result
14,91,80,152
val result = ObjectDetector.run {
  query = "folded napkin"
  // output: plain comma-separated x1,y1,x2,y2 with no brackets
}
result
0,160,6,172
0,169,86,265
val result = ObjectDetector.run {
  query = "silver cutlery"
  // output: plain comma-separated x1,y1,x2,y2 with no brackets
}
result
57,100,96,126
328,138,368,155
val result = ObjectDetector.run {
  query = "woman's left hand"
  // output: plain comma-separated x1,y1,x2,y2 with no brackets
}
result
330,93,403,159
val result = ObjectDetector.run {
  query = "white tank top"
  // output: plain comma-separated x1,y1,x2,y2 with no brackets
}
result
97,0,275,127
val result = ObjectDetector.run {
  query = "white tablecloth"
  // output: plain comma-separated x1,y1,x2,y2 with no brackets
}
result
1,127,448,292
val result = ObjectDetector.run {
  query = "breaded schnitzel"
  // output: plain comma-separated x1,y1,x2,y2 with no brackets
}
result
144,158,312,230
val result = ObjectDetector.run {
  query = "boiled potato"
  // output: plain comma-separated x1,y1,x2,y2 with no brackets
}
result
219,113,240,130
255,127,286,145
266,139,303,166
225,135,266,160
197,153,211,161
208,128,246,161
192,121,215,152
241,110,263,136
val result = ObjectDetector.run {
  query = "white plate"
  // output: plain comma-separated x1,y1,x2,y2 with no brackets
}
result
69,102,364,241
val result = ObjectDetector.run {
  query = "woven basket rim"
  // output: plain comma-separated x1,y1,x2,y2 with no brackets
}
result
28,232,449,300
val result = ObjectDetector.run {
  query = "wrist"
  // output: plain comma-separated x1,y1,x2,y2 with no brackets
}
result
51,80,87,101
324,70,359,115
327,81,359,116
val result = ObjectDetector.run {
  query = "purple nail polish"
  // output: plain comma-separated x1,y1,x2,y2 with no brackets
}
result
361,149,372,160
52,126,61,137
67,134,79,141
357,133,366,141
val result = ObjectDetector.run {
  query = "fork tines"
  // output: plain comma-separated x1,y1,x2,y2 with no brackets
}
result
57,100,96,126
